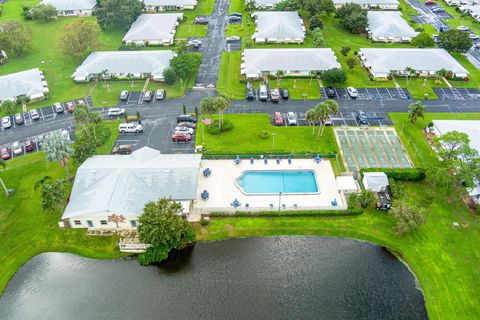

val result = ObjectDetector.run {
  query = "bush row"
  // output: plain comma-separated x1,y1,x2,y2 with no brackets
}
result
360,168,426,181
208,208,363,218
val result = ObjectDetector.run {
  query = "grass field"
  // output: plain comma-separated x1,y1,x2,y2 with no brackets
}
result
0,122,124,294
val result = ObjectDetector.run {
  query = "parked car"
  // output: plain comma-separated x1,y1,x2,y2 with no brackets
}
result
376,192,392,211
66,102,75,113
274,112,284,126
30,109,40,120
469,33,479,40
14,113,24,125
175,126,195,135
226,36,241,43
177,122,197,129
259,84,268,101
156,89,165,100
246,82,254,100
439,26,449,33
229,16,241,22
356,110,368,125
457,26,469,32
108,107,125,117
270,88,280,103
286,112,297,126
53,102,64,114
326,87,336,98
120,90,129,101
347,87,358,98
195,17,208,25
230,12,242,17
171,133,192,142
25,140,35,152
112,144,133,155
1,116,11,129
176,114,197,123
424,1,435,4
118,123,143,133
432,6,444,12
0,147,10,160
144,91,153,102
280,88,289,100
12,142,22,155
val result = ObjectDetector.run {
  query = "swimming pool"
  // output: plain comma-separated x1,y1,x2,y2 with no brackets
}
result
236,170,319,194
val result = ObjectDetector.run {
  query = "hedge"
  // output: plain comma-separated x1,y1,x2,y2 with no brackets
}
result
208,208,363,218
360,168,426,181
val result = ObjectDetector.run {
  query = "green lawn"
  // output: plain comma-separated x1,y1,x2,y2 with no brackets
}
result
0,122,125,294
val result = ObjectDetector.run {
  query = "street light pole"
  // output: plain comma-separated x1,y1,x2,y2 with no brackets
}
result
278,192,282,211
272,132,276,150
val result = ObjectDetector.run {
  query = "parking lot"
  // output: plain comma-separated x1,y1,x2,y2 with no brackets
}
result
271,111,392,128
433,87,480,100
225,40,242,52
321,87,411,101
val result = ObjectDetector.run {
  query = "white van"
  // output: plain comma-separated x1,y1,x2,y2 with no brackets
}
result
118,123,143,133
259,84,268,101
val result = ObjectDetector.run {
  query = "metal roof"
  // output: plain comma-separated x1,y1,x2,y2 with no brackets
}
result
123,13,183,42
334,0,398,5
144,0,197,6
62,147,202,219
0,68,45,102
363,172,389,192
359,48,468,75
252,11,304,40
40,0,97,11
72,50,176,78
243,48,340,76
367,11,418,39
253,0,282,5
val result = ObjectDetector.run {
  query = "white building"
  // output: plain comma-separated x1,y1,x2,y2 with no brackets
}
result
0,68,48,103
72,50,176,82
39,0,97,16
432,120,480,203
241,48,341,79
248,0,282,9
123,13,183,46
334,0,399,9
359,48,469,79
143,0,197,12
252,11,305,44
62,147,202,229
367,11,418,42
459,5,480,21
363,172,389,192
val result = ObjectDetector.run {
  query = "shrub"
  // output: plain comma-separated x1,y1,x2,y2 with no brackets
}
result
138,245,170,266
388,178,406,199
200,218,210,226
309,14,323,30
209,208,363,218
361,168,426,181
259,130,270,139
95,125,112,147
207,119,234,135
340,46,351,56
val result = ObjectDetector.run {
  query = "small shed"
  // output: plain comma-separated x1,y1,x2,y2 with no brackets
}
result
336,176,360,194
363,172,389,192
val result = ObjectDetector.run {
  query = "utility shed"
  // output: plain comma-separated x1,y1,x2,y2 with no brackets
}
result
363,172,389,192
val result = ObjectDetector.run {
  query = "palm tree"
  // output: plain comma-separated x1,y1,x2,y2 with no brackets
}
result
309,71,317,85
216,96,230,127
98,69,109,86
408,101,426,124
275,70,285,87
200,97,218,121
305,108,319,136
404,66,416,84
43,131,73,180
315,99,339,137
435,68,450,82
0,159,11,196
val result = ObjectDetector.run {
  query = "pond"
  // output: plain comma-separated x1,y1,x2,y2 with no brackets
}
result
0,237,427,320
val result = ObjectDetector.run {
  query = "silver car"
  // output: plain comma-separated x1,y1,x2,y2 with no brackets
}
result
286,112,297,126
175,126,194,135
30,109,40,120
1,116,11,129
347,87,358,99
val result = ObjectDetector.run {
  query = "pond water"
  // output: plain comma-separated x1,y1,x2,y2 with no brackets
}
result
0,237,428,320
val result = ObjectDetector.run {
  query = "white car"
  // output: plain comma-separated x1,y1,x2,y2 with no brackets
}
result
30,109,40,120
120,90,129,101
108,107,125,117
1,116,11,129
347,87,358,98
156,89,165,100
457,25,469,32
118,123,143,133
286,112,297,126
175,126,194,135
12,142,22,155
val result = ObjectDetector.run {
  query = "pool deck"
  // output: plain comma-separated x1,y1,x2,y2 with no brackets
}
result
191,158,347,218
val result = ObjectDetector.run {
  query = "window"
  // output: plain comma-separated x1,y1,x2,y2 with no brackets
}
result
64,10,74,15
130,220,137,228
100,220,108,225
74,220,81,225
87,220,93,228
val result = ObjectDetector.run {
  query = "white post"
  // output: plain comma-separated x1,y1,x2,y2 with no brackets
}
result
0,177,9,196
272,132,276,150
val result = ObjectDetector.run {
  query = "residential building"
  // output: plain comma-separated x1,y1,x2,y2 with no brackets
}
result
0,68,48,103
459,5,480,22
241,48,341,79
358,48,469,79
61,147,202,229
252,11,305,44
143,0,197,12
367,11,418,42
333,0,399,9
39,0,97,16
248,0,282,9
123,13,183,46
72,50,176,82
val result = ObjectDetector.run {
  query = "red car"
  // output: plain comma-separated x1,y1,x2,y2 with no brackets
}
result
66,102,76,113
25,140,36,152
274,112,284,126
424,1,435,4
171,133,192,142
1,147,11,160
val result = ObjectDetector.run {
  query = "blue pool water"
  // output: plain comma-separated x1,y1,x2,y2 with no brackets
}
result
237,170,318,194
